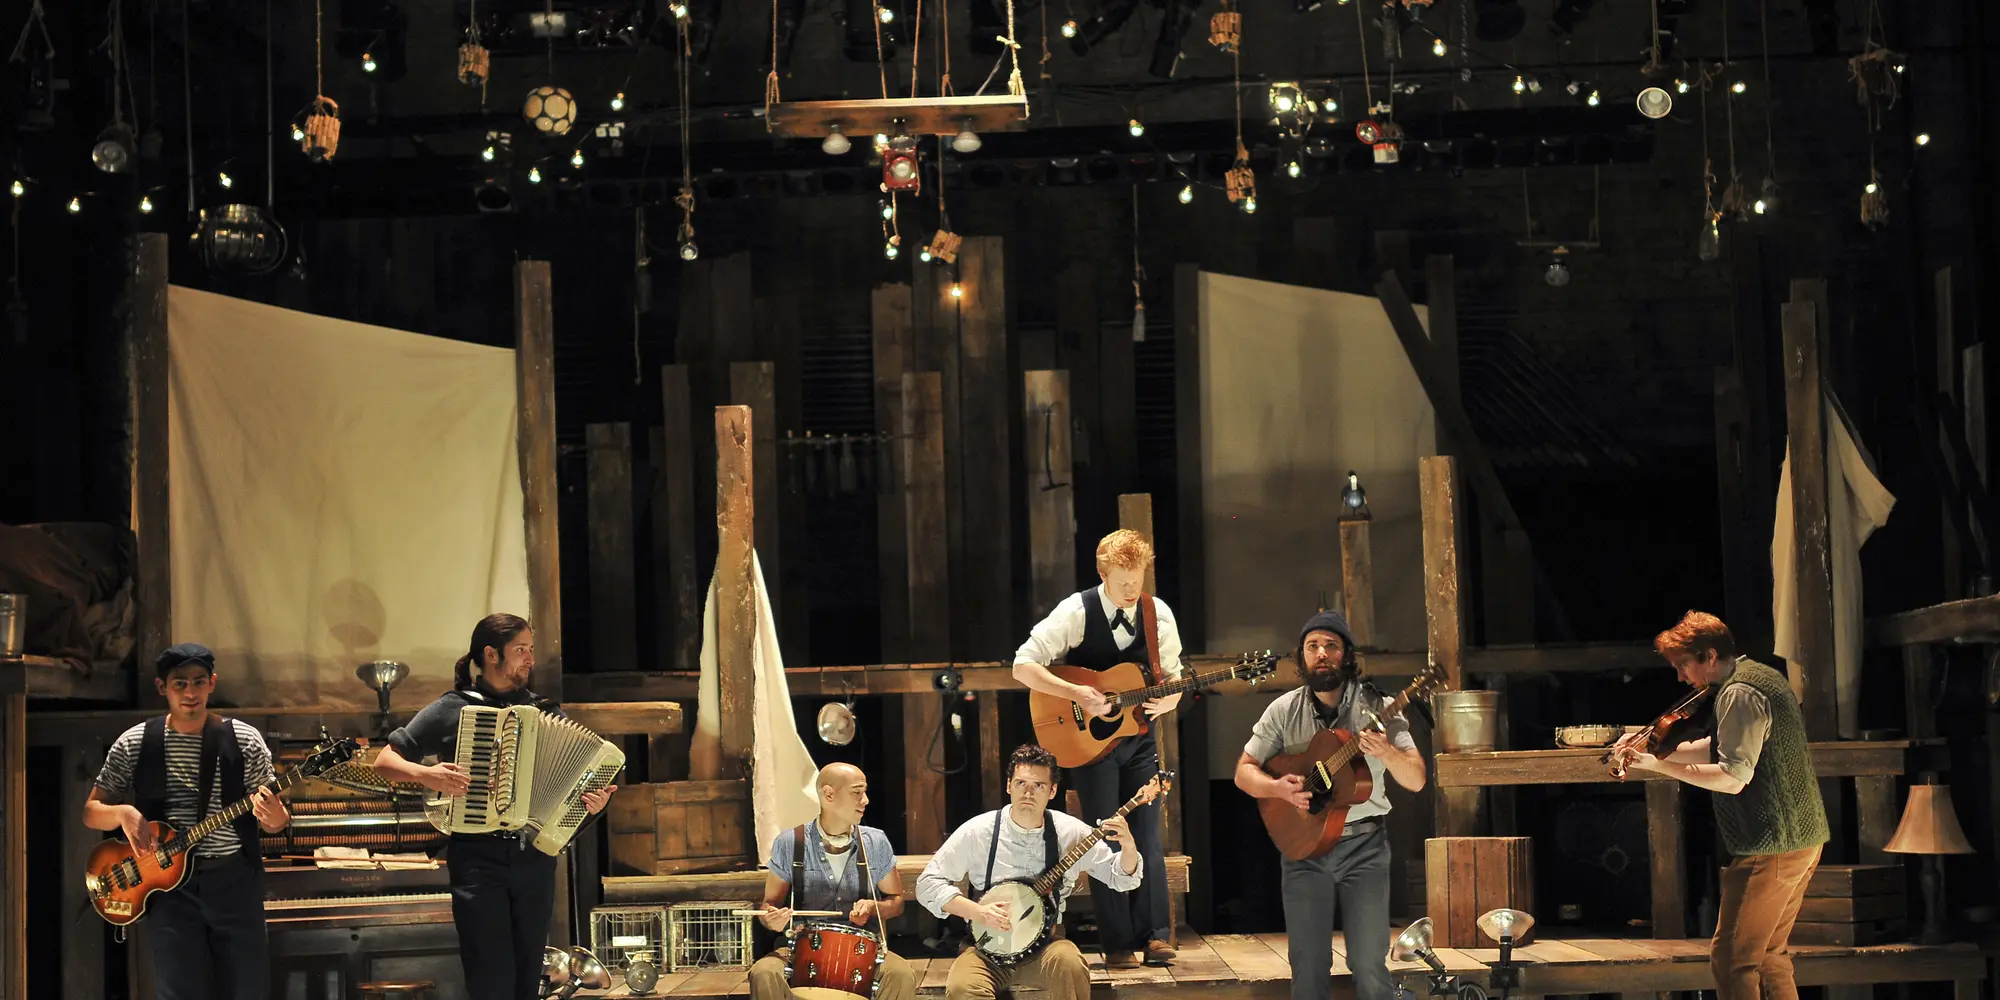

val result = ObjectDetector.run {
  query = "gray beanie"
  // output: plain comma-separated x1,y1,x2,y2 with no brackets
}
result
1298,609,1355,649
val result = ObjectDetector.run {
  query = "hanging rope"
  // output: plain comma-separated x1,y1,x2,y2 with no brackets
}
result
942,0,955,94
1002,0,1024,100
675,14,696,252
7,0,53,65
872,1,889,99
1718,0,1746,216
764,0,780,121
1354,0,1374,109
909,0,922,98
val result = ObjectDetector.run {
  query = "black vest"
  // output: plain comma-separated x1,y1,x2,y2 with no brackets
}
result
133,714,263,859
1068,589,1154,682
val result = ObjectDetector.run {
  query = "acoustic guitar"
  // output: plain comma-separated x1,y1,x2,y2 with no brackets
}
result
1254,668,1442,861
970,771,1174,966
1031,652,1279,768
84,731,360,925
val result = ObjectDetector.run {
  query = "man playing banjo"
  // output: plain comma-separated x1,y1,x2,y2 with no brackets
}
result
748,763,917,1000
916,745,1143,1000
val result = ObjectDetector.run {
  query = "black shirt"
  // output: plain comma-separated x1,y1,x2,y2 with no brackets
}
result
386,681,556,764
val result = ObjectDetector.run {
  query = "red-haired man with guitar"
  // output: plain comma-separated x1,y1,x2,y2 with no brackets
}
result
81,643,291,1000
1234,611,1427,1000
1010,529,1181,969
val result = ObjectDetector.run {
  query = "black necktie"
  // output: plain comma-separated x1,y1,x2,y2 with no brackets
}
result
1112,609,1134,634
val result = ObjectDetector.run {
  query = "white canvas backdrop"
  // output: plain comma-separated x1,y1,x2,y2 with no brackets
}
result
167,286,531,709
1196,273,1437,773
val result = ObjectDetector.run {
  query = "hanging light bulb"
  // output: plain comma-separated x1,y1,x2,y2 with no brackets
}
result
1697,215,1721,261
951,125,982,154
482,144,497,162
877,4,894,22
219,171,233,189
1432,36,1446,57
1893,63,1905,74
1512,75,1526,94
1061,19,1078,37
1287,160,1301,178
1731,81,1747,94
1916,133,1932,146
571,149,585,167
668,1,689,17
1753,197,1767,215
1864,180,1879,194
362,51,377,73
884,242,899,260
292,124,307,142
1132,300,1146,342
139,194,154,213
1586,89,1600,106
919,246,933,262
8,180,22,198
611,92,626,112
822,125,852,156
880,201,895,221
1129,118,1145,138
949,282,964,298
1178,184,1193,204
529,166,543,183
1675,78,1689,94
67,196,83,213
1242,196,1257,214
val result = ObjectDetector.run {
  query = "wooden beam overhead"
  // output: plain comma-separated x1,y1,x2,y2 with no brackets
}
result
765,95,1029,138
1865,593,2000,647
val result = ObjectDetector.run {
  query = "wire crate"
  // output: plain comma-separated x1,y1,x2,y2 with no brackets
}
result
666,900,755,972
589,905,669,971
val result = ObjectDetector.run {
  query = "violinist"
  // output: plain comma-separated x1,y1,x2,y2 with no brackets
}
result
1617,611,1828,1000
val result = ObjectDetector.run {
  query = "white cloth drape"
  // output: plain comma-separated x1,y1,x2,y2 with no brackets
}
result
1772,394,1896,737
691,553,818,856
166,286,530,708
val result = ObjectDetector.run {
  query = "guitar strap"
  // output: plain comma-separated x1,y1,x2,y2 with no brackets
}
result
195,714,223,826
1140,593,1163,688
978,810,1060,891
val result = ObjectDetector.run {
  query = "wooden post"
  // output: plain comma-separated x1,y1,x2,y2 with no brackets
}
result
586,423,638,672
1419,457,1468,692
1095,267,1138,503
515,260,564,699
58,747,104,1000
956,238,1012,660
1024,370,1076,619
1645,780,1686,937
715,405,757,779
1339,514,1376,648
1173,263,1207,653
1118,494,1157,596
903,373,951,660
978,693,1003,807
656,365,701,671
129,233,171,695
873,285,914,661
1781,299,1839,742
1937,267,1962,598
1714,365,1765,644
1854,774,1897,866
731,362,781,637
1119,492,1180,925
904,693,947,852
3,688,22,1000
1904,645,1937,738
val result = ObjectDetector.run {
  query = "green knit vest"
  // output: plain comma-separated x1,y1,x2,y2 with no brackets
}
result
1710,659,1830,857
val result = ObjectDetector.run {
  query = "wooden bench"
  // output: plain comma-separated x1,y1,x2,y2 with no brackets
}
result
604,852,1192,905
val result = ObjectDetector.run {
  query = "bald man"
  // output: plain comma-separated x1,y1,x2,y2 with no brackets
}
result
748,764,916,1000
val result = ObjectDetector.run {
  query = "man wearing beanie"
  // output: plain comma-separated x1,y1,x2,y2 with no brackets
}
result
1234,610,1426,1000
1012,529,1180,969
81,643,290,999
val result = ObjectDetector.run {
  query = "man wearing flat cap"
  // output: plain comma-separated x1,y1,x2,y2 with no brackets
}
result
81,643,290,1000
1233,610,1427,1000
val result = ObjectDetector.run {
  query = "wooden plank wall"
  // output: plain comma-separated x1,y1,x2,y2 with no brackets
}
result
1025,370,1077,618
957,238,1013,660
129,233,171,700
1173,263,1207,653
903,372,952,662
515,260,564,698
873,285,915,661
587,422,638,672
1780,296,1839,740
655,365,702,672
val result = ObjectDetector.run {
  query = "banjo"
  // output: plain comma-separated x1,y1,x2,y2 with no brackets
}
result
970,771,1175,966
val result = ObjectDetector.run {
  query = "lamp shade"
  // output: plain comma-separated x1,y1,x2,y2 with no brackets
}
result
1885,784,1975,855
1477,907,1536,942
356,660,409,695
1387,917,1434,963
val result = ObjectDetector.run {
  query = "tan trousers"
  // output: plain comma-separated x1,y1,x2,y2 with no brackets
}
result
1711,844,1822,1000
944,939,1092,1000
749,945,917,1000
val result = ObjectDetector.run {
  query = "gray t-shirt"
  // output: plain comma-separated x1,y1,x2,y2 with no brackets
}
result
93,719,276,858
1243,683,1418,821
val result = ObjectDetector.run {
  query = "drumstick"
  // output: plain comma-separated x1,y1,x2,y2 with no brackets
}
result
730,908,845,917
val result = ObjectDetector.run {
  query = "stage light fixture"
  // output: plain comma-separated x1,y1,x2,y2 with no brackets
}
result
1356,116,1404,163
1636,87,1672,118
529,166,543,183
1270,83,1301,114
1178,184,1193,204
139,195,153,213
1432,36,1446,56
1731,80,1746,94
66,196,80,214
92,124,136,174
668,1,688,17
822,125,852,155
1070,0,1140,56
474,176,514,212
8,181,21,198
1129,118,1145,137
611,92,625,112
880,200,895,221
193,204,288,275
219,171,234,189
483,145,497,161
1340,472,1369,515
1916,133,1931,146
951,121,982,154
883,134,921,191
1143,0,1200,70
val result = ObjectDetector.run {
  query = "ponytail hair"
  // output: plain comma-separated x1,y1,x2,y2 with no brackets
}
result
457,613,532,690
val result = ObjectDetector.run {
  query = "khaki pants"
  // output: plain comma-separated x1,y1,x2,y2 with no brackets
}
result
944,939,1091,1000
749,946,917,1000
1711,844,1822,1000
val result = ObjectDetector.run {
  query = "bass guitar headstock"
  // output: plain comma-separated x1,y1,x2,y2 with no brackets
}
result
298,727,364,778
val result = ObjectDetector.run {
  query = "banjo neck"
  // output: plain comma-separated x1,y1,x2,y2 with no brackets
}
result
1029,774,1171,898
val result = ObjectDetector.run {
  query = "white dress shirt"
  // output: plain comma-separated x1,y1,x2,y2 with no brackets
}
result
1012,586,1184,679
915,808,1142,921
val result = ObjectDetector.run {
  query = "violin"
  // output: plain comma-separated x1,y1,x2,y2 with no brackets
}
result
1601,684,1717,779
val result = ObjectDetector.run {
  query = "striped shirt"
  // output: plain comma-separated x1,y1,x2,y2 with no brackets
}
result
94,719,275,858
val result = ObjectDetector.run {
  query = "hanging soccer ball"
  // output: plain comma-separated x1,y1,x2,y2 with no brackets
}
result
523,86,576,136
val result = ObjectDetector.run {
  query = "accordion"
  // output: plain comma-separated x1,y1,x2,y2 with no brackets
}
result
423,704,626,855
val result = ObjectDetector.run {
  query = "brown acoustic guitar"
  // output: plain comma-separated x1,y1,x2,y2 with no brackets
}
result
1031,651,1279,768
1254,667,1442,860
84,732,359,925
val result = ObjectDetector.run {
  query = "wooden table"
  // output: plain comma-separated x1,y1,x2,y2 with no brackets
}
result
1431,742,1915,939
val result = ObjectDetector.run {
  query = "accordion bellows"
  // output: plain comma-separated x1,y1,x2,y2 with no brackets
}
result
425,705,626,855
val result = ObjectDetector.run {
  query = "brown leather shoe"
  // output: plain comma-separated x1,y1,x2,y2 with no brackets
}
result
1105,952,1143,971
1145,940,1177,964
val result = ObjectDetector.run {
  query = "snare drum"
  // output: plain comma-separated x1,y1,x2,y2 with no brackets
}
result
785,921,884,1000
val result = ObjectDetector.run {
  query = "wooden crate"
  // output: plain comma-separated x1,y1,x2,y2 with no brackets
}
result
1790,863,1907,946
1425,837,1535,949
607,780,752,876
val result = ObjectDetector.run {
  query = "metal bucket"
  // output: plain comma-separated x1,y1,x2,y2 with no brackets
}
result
1434,689,1500,753
0,594,22,658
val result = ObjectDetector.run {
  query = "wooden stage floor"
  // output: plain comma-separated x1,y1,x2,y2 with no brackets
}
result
579,931,1988,999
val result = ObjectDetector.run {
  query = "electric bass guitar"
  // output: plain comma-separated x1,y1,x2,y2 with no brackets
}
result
1031,651,1280,768
84,731,360,925
1254,667,1442,861
970,771,1174,966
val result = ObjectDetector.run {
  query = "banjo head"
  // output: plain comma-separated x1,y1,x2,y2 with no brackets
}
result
972,880,1053,966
